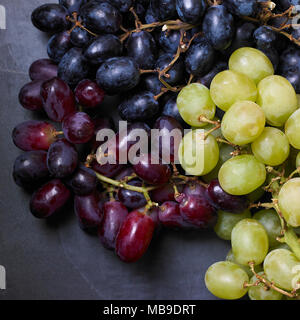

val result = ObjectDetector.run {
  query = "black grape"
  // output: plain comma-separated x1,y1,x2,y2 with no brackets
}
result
145,4,158,23
161,94,185,126
151,0,177,20
47,31,72,64
159,30,181,54
185,39,216,76
197,60,227,88
224,0,257,16
80,1,122,34
254,26,277,49
155,53,185,86
126,31,157,69
118,91,159,121
70,27,91,48
108,0,133,13
47,138,78,178
31,4,69,33
176,0,206,24
13,151,50,190
59,0,87,13
58,47,90,87
140,74,163,95
96,57,140,95
258,46,279,70
84,34,122,65
202,5,235,51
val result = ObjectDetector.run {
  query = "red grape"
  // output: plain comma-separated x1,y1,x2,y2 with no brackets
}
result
41,77,76,122
75,79,105,108
18,80,44,111
74,191,103,230
153,115,183,163
98,200,128,250
117,179,147,209
158,201,188,228
150,183,183,204
29,59,58,81
179,195,214,227
207,179,249,213
62,112,95,144
12,120,57,151
47,138,78,178
66,164,97,196
30,179,71,218
183,183,207,198
13,151,49,189
133,153,172,185
90,116,115,150
115,210,156,263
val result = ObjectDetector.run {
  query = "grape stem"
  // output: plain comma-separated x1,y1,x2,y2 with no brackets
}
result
66,12,98,37
248,262,298,298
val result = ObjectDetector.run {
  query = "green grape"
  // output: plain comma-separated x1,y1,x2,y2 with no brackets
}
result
297,94,300,108
272,243,291,251
218,155,266,195
231,219,269,266
205,261,249,300
246,186,265,203
283,146,299,176
178,130,219,176
257,75,298,127
253,209,282,248
229,47,274,84
221,101,265,145
202,144,234,182
251,127,290,166
278,178,300,227
177,83,216,127
285,109,300,149
296,152,300,168
210,70,257,111
214,209,251,241
248,272,283,300
264,249,300,291
226,249,263,278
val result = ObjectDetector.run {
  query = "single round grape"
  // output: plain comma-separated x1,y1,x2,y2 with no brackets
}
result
210,70,257,111
253,209,282,248
278,178,300,227
219,155,266,195
232,219,269,266
257,75,298,127
178,130,219,176
229,47,274,84
248,272,283,300
264,249,300,291
221,101,265,145
251,127,290,166
285,109,300,149
205,261,249,300
214,209,251,241
177,83,216,127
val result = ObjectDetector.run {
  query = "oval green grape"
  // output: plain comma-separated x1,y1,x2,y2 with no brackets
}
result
264,249,300,291
210,70,257,111
253,209,282,248
278,178,300,227
177,83,216,127
251,127,290,166
257,75,298,127
231,218,269,266
229,47,274,84
205,261,249,300
221,100,265,145
218,155,266,195
285,109,300,149
178,130,219,176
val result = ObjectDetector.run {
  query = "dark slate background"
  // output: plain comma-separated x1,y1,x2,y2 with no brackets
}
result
0,0,230,300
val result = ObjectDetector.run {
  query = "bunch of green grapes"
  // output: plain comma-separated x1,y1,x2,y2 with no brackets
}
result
177,47,300,300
